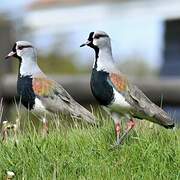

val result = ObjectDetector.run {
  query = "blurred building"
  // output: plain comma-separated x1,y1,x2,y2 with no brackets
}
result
14,0,180,70
161,19,180,76
1,0,180,70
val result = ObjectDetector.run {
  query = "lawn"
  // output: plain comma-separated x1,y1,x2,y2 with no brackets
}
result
0,112,179,180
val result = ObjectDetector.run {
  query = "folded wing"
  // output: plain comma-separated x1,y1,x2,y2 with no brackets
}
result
108,73,174,128
32,77,96,123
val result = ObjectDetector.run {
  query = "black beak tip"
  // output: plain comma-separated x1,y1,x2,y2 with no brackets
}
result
5,55,9,59
80,44,85,47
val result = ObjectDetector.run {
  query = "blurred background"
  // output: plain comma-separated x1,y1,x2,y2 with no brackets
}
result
0,0,180,124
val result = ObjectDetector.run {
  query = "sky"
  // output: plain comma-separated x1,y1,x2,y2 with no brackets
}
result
0,0,32,11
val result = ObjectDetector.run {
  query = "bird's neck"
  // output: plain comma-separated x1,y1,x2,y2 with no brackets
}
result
93,46,115,72
19,56,43,78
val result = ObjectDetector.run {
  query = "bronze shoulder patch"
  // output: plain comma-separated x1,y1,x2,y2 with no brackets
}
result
32,78,54,96
109,73,128,92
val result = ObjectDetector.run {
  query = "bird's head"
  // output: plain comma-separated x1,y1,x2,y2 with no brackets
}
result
5,41,41,76
80,31,111,49
5,41,36,61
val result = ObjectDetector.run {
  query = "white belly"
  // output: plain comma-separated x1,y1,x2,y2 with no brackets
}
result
112,89,131,108
31,98,48,114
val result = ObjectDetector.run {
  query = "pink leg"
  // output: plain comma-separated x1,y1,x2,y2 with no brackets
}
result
115,122,121,144
118,118,136,145
126,119,136,131
112,113,121,145
42,117,49,136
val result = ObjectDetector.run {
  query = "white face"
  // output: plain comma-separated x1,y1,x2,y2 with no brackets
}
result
92,31,111,49
6,41,41,76
15,41,35,58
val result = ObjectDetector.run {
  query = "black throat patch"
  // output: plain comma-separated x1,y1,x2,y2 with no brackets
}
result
87,32,99,69
92,46,99,69
12,43,20,60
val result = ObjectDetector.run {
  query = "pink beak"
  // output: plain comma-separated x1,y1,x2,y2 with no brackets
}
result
5,51,16,59
80,40,91,47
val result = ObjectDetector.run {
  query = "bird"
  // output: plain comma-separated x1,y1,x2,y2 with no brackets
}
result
5,41,96,134
80,31,175,146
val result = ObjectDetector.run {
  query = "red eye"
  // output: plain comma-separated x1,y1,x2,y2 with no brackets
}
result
18,46,23,50
94,34,108,39
94,35,100,39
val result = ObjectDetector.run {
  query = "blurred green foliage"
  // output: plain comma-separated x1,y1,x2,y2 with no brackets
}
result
12,54,89,75
10,51,158,77
119,58,159,77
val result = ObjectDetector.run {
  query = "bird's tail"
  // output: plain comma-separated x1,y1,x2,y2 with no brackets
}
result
153,111,175,129
147,104,175,129
71,102,96,124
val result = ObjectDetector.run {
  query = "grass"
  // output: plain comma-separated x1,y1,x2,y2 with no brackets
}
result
0,111,179,180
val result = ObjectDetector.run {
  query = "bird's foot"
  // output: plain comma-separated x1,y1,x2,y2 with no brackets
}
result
109,122,122,149
110,119,136,149
110,133,127,149
110,141,122,149
117,119,136,144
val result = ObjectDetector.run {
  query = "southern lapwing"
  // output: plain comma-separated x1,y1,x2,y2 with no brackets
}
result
80,31,175,145
5,41,95,134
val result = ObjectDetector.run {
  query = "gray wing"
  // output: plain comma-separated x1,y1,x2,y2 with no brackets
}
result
33,78,95,123
108,69,174,128
125,83,174,128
